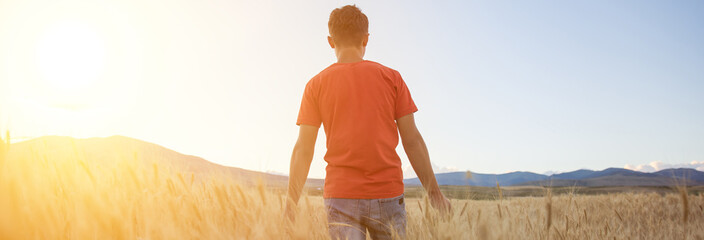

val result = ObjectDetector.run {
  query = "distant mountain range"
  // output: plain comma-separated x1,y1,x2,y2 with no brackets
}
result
8,136,704,188
404,168,704,187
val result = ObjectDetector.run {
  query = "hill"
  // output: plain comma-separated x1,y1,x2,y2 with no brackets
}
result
654,168,704,182
6,135,323,187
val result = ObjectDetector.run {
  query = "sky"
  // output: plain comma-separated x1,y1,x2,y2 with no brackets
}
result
1,0,703,178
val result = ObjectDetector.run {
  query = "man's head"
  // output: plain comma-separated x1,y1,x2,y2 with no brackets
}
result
328,5,369,49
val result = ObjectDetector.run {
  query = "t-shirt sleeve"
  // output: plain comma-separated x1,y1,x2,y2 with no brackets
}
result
394,72,418,119
296,80,322,127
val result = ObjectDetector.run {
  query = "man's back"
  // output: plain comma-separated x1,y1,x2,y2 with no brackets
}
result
297,60,417,199
285,5,449,240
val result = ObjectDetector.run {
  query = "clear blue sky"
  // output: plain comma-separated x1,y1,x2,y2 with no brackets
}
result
1,0,703,178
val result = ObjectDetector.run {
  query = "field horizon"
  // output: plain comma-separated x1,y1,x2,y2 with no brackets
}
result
9,135,704,190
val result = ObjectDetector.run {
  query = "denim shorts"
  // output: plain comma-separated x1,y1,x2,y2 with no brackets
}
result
324,194,407,240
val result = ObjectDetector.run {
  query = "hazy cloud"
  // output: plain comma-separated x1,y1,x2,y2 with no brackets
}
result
265,170,287,176
624,161,704,172
403,163,461,179
51,103,92,111
542,171,563,176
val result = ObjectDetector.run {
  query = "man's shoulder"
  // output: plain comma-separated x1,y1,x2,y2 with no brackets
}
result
362,60,399,73
365,61,404,81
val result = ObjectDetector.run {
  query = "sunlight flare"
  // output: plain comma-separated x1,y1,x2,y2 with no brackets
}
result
36,20,106,92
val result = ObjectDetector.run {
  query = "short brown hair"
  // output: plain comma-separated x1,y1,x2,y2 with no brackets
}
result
328,5,368,47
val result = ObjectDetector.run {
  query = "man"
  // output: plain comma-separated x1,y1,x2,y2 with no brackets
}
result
285,5,451,240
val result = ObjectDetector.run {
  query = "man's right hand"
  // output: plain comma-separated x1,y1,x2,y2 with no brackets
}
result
397,113,453,215
430,191,452,215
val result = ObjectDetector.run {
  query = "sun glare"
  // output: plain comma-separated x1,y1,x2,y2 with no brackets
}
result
36,21,106,92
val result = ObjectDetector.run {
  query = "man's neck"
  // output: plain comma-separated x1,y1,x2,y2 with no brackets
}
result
335,47,365,63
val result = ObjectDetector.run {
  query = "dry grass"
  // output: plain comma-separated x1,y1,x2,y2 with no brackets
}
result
1,148,703,239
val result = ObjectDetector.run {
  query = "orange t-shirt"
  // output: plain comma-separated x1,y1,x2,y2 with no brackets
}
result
296,60,417,199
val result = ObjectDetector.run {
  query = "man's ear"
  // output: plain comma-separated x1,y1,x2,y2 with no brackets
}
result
327,36,335,49
362,33,369,47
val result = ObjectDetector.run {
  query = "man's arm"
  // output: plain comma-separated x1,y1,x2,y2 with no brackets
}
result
284,124,319,220
397,113,451,212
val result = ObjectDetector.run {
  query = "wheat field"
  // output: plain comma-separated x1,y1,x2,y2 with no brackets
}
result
1,143,703,239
